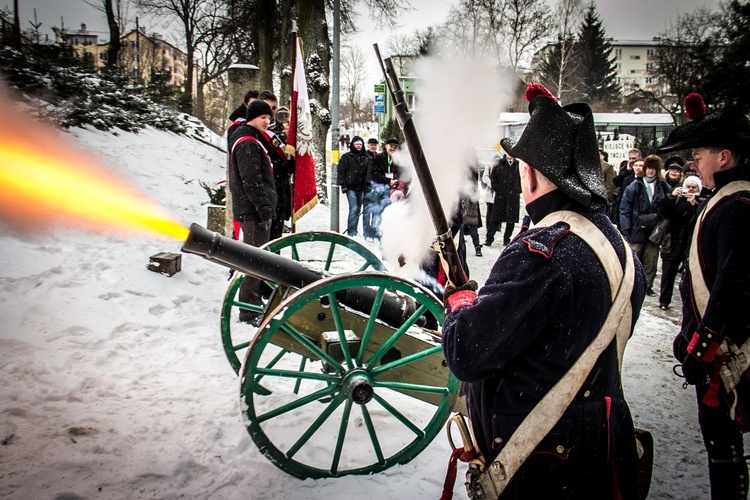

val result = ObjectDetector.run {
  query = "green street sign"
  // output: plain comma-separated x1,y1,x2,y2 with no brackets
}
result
374,84,385,93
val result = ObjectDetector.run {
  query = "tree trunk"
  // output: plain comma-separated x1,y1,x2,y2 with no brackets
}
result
104,0,121,67
278,0,294,107
257,0,276,92
12,0,21,49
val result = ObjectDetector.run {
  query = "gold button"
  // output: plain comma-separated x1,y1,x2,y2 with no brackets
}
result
702,342,707,347
494,437,503,444
696,352,702,357
556,445,565,454
584,390,591,397
707,333,713,338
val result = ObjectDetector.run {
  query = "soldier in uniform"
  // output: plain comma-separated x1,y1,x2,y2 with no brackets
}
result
441,83,647,499
659,92,750,499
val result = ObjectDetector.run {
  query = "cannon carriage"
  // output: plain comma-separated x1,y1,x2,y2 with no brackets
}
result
183,224,464,479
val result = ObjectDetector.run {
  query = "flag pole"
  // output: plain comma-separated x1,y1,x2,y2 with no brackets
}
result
290,23,298,233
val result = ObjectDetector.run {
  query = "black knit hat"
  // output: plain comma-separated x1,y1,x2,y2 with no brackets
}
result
658,93,750,155
246,100,273,121
500,83,607,209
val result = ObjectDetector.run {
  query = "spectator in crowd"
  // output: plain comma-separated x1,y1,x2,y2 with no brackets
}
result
600,149,617,221
463,163,483,256
619,155,671,296
612,148,642,226
364,138,402,240
653,157,696,310
484,151,521,246
480,153,497,231
227,90,259,149
337,136,371,237
366,138,379,158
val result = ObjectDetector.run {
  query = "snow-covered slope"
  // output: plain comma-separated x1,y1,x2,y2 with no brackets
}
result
0,124,722,499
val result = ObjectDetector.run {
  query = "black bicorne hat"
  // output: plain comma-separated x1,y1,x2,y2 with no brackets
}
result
500,83,607,209
658,93,750,155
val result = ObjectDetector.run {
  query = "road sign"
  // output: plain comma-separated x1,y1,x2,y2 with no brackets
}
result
374,104,385,114
374,84,385,93
374,94,385,103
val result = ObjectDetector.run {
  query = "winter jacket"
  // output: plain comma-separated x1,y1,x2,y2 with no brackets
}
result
257,129,293,221
443,190,646,499
337,136,371,192
369,152,406,186
619,177,670,243
490,156,521,224
228,124,277,223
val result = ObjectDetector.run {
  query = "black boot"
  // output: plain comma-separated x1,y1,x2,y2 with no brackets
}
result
475,245,482,257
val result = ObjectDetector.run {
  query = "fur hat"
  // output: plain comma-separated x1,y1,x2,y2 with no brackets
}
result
643,155,662,172
246,100,273,122
500,83,607,209
683,175,703,193
658,93,750,155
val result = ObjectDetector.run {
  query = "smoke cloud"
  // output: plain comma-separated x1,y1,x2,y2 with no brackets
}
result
379,56,515,276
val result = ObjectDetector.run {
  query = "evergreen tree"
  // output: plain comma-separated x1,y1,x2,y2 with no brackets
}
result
574,3,619,106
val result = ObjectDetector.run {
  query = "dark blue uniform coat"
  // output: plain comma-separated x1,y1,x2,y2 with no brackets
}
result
443,190,647,499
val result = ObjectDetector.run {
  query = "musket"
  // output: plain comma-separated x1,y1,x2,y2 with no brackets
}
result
373,44,467,289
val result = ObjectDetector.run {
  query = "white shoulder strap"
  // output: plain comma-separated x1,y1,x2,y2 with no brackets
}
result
688,181,750,316
486,210,635,494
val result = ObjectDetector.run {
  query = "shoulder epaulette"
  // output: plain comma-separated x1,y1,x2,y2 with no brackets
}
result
521,222,571,258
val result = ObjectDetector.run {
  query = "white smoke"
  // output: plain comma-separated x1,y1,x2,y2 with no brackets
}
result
379,56,514,276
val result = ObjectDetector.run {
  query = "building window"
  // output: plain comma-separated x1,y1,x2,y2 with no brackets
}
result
122,40,128,47
408,94,418,110
615,48,622,56
616,77,621,84
630,55,641,60
646,77,653,84
646,63,653,71
99,52,106,60
616,62,621,70
647,49,654,56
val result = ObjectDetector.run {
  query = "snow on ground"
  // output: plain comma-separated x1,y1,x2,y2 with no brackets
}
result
0,124,737,499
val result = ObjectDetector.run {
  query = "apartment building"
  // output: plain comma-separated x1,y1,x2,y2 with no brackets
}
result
611,39,665,94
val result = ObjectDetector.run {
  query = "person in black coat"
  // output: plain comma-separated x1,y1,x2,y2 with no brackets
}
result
484,152,521,246
658,93,750,499
653,159,696,310
443,84,646,499
337,136,370,237
228,100,278,325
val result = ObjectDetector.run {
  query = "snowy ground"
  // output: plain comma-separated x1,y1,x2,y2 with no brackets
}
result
0,124,736,499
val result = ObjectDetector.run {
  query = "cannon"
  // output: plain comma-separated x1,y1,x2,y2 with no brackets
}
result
182,223,462,479
182,46,470,480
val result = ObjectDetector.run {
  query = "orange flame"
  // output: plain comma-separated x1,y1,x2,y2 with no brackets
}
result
0,92,189,241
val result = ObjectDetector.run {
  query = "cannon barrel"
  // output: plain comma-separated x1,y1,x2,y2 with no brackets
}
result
181,223,421,328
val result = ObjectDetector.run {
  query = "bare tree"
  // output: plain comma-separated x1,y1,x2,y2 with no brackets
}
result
551,0,584,100
649,6,722,123
437,0,552,78
502,0,553,76
340,45,372,130
135,0,214,112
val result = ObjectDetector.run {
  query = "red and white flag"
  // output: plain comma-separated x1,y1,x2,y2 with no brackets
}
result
287,35,317,223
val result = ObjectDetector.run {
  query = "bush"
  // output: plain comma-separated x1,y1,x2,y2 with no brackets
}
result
0,45,187,134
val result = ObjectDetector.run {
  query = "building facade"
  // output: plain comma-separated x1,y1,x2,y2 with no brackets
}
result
611,39,665,94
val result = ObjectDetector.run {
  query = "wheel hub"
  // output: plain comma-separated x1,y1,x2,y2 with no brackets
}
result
343,370,374,405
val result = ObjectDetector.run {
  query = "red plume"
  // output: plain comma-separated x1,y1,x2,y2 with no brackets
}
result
684,93,706,121
525,82,558,104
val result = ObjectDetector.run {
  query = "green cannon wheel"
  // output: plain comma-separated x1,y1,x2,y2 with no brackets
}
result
220,232,385,374
239,272,458,479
